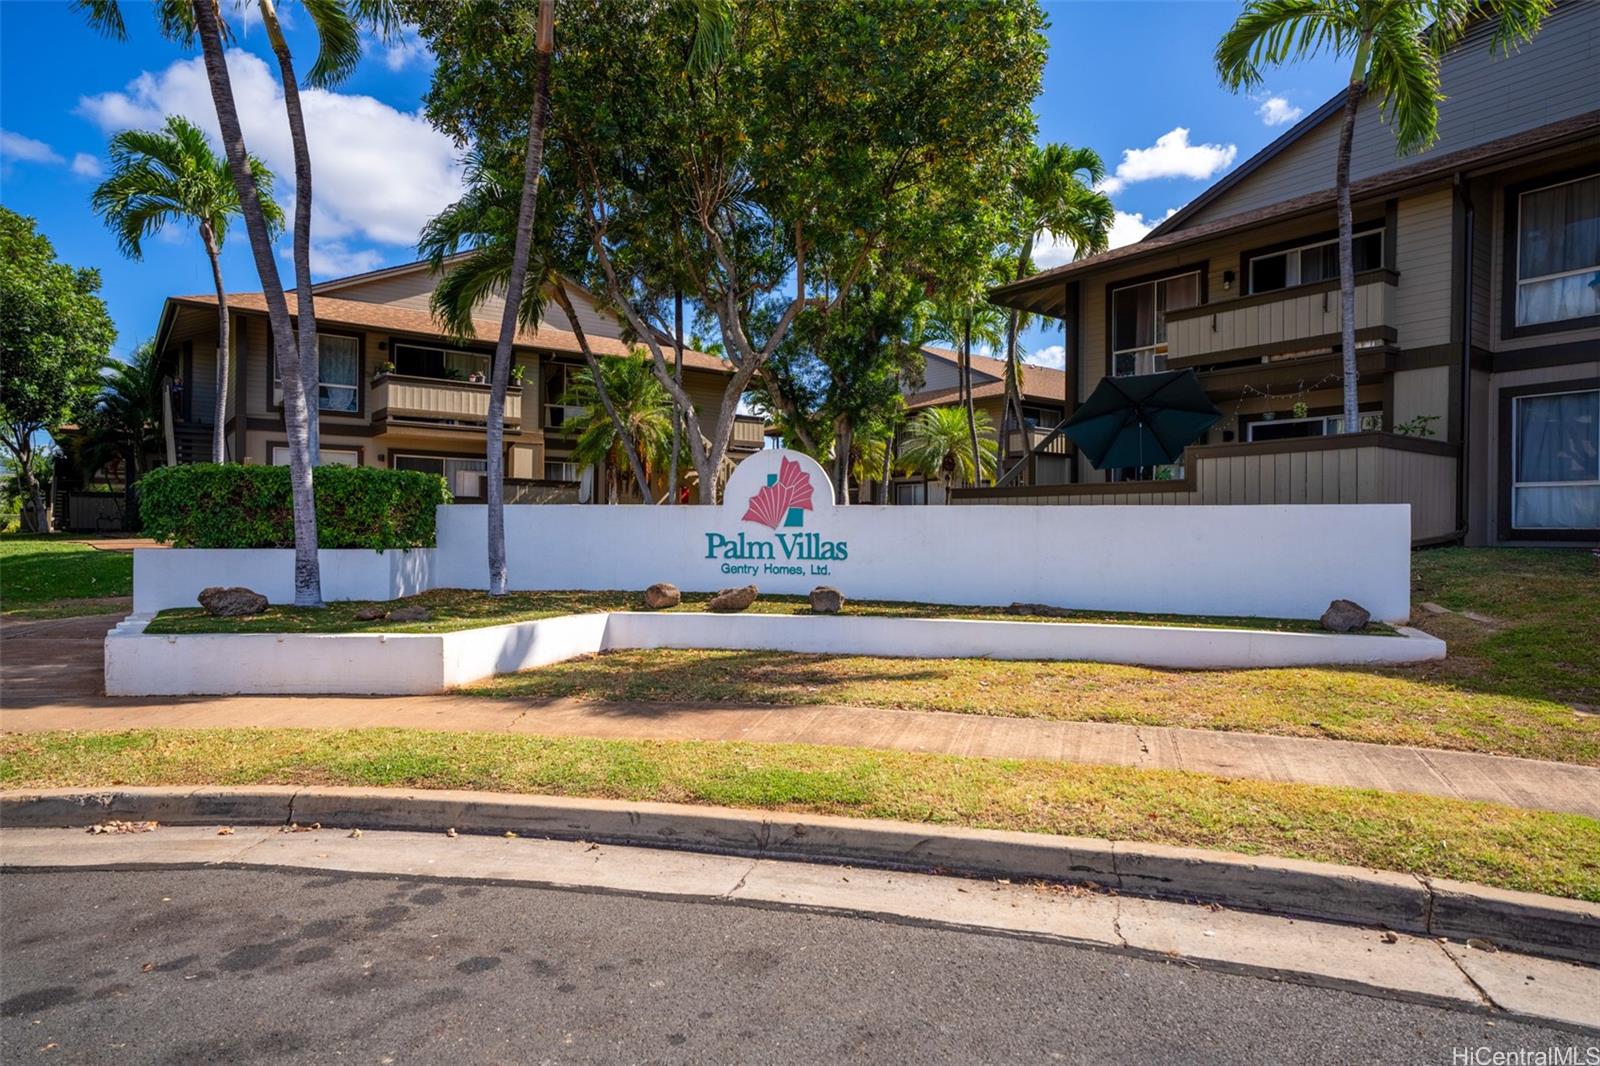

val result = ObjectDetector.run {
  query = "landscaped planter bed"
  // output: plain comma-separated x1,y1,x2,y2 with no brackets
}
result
107,602,1443,697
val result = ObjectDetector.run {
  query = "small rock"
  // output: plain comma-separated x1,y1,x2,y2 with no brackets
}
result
353,605,387,622
349,828,363,839
1005,601,1075,619
1380,931,1398,944
387,605,432,623
643,582,681,609
1319,598,1371,633
707,584,758,612
1466,937,1499,953
197,586,268,617
809,586,844,614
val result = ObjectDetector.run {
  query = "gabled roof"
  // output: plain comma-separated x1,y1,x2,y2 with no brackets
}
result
163,291,731,373
912,346,1070,408
1145,91,1350,240
988,110,1600,318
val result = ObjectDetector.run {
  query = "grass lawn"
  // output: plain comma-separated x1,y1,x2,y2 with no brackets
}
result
2,728,1595,901
143,588,1363,636
0,535,133,617
464,548,1600,766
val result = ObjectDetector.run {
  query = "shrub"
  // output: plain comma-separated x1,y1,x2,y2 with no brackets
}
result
139,463,451,549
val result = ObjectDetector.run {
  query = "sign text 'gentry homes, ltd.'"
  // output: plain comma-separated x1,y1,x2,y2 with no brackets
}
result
431,448,1414,621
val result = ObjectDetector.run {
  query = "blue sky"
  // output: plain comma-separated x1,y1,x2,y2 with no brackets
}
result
0,1,1349,366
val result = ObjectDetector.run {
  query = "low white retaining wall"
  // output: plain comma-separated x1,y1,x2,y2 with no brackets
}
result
105,612,1446,696
132,548,435,615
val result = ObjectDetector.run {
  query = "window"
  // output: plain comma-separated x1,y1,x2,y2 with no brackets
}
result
894,481,927,505
1515,174,1600,327
390,342,491,381
1020,405,1061,429
394,454,489,498
544,461,580,483
1247,227,1383,295
1246,411,1383,442
1111,271,1200,376
1511,388,1598,530
270,447,360,467
273,333,360,413
545,364,588,429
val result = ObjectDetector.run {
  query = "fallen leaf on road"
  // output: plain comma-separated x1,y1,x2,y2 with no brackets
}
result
1467,938,1498,953
1380,931,1399,944
88,820,157,834
140,962,154,973
349,829,363,839
446,827,458,838
217,827,234,836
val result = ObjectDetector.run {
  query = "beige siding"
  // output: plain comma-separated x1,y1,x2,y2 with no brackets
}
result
1392,188,1454,348
954,439,1460,543
1391,366,1450,432
1179,0,1600,227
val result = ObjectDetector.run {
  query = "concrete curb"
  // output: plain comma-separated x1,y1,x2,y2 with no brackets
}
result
4,785,1595,964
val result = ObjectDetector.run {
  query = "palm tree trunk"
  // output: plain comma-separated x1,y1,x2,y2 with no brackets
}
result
260,0,320,464
878,427,893,504
1001,240,1033,477
669,290,682,505
487,0,554,595
961,316,981,485
193,0,322,605
550,284,650,501
1335,77,1366,434
201,223,229,463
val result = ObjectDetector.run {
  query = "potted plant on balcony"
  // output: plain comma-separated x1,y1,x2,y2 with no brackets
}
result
372,360,396,384
509,364,525,388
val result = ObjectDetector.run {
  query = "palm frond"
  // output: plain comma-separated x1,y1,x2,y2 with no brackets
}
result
1367,12,1442,154
72,0,127,40
1214,0,1359,90
301,0,365,87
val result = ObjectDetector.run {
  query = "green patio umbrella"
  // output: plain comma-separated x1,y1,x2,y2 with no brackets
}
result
1062,369,1220,471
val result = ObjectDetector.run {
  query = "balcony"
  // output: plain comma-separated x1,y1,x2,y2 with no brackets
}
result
1164,269,1399,367
1005,426,1070,457
732,415,768,450
371,374,521,431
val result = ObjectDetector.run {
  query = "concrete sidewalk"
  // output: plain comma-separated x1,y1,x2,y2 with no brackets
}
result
5,691,1598,819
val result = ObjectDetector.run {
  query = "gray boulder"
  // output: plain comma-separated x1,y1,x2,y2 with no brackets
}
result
1005,602,1075,619
353,606,387,622
644,582,682,609
809,586,844,614
707,585,758,612
1320,599,1371,633
197,586,268,617
388,605,432,623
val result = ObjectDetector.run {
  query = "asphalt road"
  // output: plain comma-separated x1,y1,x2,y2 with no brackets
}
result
3,868,1594,1065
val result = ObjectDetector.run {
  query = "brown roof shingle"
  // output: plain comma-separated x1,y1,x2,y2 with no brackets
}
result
915,345,1069,407
169,291,732,374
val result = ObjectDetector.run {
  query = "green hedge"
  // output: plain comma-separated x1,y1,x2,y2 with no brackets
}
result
139,463,451,549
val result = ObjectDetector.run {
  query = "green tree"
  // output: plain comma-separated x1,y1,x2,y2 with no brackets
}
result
562,355,675,504
918,291,1006,487
91,116,284,463
415,0,1045,504
1216,0,1551,433
78,0,326,605
901,405,997,500
997,143,1111,474
0,208,117,532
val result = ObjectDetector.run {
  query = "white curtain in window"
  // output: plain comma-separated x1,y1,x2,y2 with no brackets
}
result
1517,175,1600,326
317,335,360,412
1513,390,1599,529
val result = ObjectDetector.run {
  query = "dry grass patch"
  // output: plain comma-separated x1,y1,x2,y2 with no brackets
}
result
3,727,1596,901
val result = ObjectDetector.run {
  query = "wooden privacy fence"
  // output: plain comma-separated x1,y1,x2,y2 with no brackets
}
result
952,432,1459,545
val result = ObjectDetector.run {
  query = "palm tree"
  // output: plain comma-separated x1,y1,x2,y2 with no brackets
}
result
919,295,1005,484
901,405,997,501
1217,0,1550,434
255,0,399,461
999,144,1112,475
91,117,284,464
418,137,653,507
78,0,326,607
563,356,675,504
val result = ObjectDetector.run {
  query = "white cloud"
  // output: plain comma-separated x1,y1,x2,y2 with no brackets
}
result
1,129,64,168
71,152,103,178
1109,127,1237,189
1256,96,1303,127
372,27,434,72
300,241,386,278
1029,344,1066,370
1109,207,1180,249
78,51,464,252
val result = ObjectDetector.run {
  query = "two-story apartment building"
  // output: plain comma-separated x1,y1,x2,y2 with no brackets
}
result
978,0,1597,546
888,346,1071,503
151,259,767,503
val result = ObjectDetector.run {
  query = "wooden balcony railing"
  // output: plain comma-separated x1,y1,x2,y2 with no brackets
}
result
1164,269,1399,365
371,374,520,429
732,416,768,449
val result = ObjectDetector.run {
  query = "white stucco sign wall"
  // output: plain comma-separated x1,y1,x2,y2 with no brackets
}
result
430,449,1412,621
